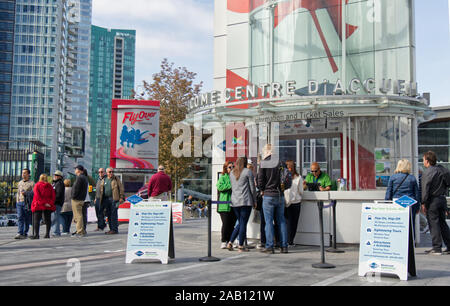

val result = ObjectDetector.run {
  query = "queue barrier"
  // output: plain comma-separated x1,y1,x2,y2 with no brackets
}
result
199,199,343,269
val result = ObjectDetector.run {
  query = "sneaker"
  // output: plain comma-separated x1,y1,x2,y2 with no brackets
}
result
14,234,26,240
29,235,39,240
443,248,450,254
256,243,264,250
260,248,275,254
72,233,87,238
426,249,442,255
94,228,104,232
281,247,289,254
105,230,118,235
238,246,250,253
221,242,227,249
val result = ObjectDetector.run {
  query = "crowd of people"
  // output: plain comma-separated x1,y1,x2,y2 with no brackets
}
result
10,148,450,256
14,165,125,239
216,146,450,255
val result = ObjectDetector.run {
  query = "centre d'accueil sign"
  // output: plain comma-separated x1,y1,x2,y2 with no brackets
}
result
188,78,419,113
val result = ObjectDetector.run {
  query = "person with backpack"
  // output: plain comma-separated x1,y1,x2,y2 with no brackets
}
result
257,144,290,254
303,162,332,191
421,151,450,255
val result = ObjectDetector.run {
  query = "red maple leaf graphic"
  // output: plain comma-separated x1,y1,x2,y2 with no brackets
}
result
227,0,358,73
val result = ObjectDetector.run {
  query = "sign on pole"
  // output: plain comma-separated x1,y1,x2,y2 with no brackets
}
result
172,202,183,224
126,199,175,264
358,201,415,281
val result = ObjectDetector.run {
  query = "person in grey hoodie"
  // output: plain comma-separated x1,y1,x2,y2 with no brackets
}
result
228,157,256,253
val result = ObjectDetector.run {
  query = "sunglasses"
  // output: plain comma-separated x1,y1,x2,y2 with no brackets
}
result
311,170,319,173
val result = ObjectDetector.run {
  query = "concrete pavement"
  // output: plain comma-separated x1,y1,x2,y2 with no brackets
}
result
0,219,449,287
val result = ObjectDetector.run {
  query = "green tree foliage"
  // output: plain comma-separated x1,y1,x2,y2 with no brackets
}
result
134,58,202,193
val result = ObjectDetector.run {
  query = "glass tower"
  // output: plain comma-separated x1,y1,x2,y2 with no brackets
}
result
0,0,16,147
89,25,135,174
63,0,92,174
9,0,69,174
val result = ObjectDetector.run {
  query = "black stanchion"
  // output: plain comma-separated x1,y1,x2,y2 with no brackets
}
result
326,200,345,254
199,200,220,262
312,201,335,269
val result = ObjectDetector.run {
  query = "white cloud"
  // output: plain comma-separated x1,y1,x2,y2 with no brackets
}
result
92,0,214,90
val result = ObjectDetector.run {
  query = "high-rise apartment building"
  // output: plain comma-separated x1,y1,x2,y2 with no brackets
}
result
63,0,92,174
2,0,92,175
8,0,71,174
89,25,135,174
0,0,16,147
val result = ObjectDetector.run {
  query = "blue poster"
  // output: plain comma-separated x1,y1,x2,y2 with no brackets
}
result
358,202,410,281
126,201,172,264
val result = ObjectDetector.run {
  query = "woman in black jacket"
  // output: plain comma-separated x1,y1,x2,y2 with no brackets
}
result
51,170,65,236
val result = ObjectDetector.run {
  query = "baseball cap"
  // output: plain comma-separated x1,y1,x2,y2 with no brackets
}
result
54,170,63,177
74,165,84,171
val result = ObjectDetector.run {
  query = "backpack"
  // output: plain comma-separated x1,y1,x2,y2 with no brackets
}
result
279,163,292,192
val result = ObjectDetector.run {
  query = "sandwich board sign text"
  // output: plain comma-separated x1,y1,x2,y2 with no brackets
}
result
126,200,175,264
358,202,412,281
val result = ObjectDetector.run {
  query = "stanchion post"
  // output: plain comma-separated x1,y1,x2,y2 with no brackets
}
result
199,200,220,262
312,201,335,269
327,200,345,253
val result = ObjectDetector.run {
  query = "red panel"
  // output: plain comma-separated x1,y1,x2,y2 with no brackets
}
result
110,99,160,169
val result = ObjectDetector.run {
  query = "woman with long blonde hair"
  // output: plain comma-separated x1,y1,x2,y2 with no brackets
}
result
228,157,257,252
385,159,420,233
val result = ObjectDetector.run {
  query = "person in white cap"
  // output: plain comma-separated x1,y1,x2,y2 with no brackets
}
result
51,170,65,236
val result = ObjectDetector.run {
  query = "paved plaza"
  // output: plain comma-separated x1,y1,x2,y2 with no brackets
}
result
0,218,449,287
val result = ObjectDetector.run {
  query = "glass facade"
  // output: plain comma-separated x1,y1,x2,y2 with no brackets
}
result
89,25,135,175
9,0,69,174
419,120,450,170
226,0,415,93
0,0,15,147
63,0,92,172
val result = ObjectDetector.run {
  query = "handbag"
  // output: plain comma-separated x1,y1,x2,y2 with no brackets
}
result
391,173,409,200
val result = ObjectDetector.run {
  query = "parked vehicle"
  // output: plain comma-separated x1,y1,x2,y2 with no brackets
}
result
0,216,8,227
6,214,18,226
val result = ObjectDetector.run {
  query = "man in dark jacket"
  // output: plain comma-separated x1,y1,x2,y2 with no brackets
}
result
422,151,450,255
71,165,88,237
257,144,288,254
51,170,65,236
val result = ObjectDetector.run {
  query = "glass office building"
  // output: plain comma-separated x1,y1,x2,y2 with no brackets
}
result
8,0,70,174
0,0,15,147
89,25,135,175
63,0,92,174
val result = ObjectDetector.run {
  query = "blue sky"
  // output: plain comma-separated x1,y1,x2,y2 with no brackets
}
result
92,0,450,107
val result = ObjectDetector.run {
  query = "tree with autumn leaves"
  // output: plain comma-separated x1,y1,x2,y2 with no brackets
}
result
133,59,202,199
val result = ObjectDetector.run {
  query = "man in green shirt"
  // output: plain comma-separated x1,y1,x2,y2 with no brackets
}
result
303,162,332,191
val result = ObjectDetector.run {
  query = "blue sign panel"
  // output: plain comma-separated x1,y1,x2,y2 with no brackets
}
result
126,195,144,205
394,196,417,208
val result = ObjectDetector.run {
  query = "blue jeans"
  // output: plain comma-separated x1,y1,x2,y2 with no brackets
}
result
16,202,31,236
230,206,252,246
51,205,63,235
61,212,73,233
263,195,288,249
104,197,119,233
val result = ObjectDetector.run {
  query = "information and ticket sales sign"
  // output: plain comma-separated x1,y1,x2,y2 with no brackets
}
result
358,202,412,281
126,200,174,265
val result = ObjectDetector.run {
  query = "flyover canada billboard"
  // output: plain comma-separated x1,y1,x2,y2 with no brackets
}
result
110,100,160,170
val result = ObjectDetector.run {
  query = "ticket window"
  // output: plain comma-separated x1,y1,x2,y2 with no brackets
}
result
300,137,341,182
